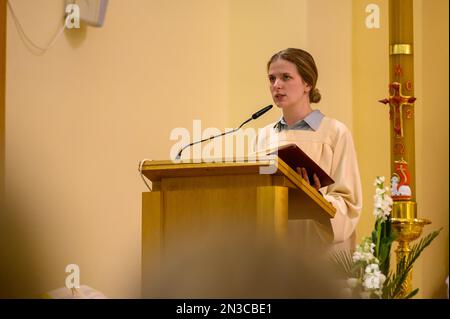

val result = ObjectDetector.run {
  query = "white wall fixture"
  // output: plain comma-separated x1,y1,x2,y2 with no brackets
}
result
66,0,109,27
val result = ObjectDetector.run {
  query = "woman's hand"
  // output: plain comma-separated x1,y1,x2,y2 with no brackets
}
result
296,167,321,191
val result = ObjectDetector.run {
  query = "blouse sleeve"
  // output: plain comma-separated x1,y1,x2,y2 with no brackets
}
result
322,128,363,243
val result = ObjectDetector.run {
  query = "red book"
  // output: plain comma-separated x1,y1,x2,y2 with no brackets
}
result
268,143,335,188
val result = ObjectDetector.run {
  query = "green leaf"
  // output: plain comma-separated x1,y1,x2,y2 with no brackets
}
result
378,233,396,274
330,250,354,278
383,228,442,299
371,228,378,244
376,219,396,275
403,288,419,299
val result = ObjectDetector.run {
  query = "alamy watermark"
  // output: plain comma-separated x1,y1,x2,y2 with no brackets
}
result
169,120,278,175
365,4,380,29
65,263,80,289
65,3,80,29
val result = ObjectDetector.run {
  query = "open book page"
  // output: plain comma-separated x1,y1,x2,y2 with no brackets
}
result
262,143,334,187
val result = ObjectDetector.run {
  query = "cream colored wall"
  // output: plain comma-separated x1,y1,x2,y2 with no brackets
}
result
352,0,391,264
4,0,447,298
413,0,449,298
228,0,307,129
6,0,230,298
228,0,353,132
228,0,353,160
307,0,353,128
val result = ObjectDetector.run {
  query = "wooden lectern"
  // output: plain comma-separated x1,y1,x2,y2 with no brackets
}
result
140,157,336,297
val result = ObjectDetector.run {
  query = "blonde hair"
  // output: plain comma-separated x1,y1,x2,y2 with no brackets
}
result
267,48,321,103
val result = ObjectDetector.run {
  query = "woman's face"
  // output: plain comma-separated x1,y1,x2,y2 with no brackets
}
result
268,59,311,110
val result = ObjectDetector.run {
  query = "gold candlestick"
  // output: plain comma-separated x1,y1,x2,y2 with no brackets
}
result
378,0,431,297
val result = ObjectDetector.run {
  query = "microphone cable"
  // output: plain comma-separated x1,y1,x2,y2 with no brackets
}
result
138,159,152,192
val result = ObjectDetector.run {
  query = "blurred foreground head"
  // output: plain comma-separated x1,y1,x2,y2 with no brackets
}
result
0,199,40,298
143,222,343,299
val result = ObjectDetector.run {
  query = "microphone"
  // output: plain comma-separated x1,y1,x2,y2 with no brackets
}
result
175,105,273,160
251,104,273,119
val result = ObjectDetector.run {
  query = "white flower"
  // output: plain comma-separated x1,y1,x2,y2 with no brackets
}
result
341,176,396,299
363,264,386,290
365,263,380,274
352,251,362,262
363,273,386,290
373,208,381,219
385,196,393,206
373,176,385,187
364,241,375,254
374,196,383,208
353,238,377,263
372,181,393,221
383,199,393,210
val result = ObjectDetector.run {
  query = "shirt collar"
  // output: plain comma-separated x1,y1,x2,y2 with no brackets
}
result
274,109,324,131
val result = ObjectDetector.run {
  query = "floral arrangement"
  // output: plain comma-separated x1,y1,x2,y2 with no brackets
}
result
332,176,441,299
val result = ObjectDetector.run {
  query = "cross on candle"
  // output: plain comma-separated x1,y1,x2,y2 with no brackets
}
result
379,82,416,138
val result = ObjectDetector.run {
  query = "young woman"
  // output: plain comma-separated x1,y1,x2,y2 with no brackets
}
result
255,48,363,250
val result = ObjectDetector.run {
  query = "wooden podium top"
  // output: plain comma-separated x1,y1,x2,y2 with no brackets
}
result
140,157,336,218
141,157,277,181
